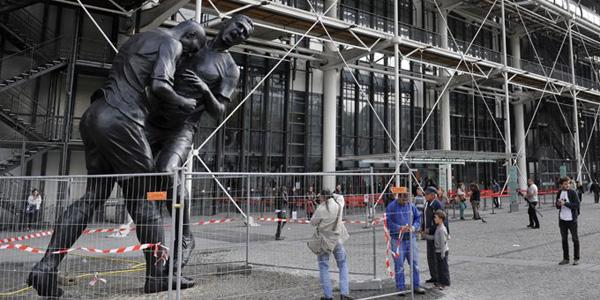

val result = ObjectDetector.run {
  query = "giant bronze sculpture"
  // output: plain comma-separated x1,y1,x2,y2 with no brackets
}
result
27,20,205,297
146,14,254,274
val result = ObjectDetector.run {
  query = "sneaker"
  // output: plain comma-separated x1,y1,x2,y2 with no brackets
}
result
573,260,580,266
425,278,436,283
275,236,285,241
558,259,570,265
527,225,533,228
340,295,353,300
414,287,426,294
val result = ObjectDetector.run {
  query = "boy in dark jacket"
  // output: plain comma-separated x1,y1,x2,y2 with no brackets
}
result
555,177,580,265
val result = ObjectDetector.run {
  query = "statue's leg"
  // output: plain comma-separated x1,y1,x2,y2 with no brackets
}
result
155,126,195,272
28,104,116,297
108,120,194,293
28,177,115,297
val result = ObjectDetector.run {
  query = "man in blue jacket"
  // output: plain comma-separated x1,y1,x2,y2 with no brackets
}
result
556,177,580,265
386,189,426,296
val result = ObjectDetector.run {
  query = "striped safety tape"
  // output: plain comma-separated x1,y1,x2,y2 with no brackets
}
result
0,218,236,245
0,243,157,255
0,230,53,244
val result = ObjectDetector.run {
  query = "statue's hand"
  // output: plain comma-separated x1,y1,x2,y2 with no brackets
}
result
178,97,197,113
182,69,210,95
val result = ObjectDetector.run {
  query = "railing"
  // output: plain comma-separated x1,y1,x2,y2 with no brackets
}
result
78,37,116,67
4,8,56,46
0,36,70,82
335,4,599,92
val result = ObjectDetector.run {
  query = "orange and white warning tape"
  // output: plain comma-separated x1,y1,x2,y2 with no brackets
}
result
0,242,157,255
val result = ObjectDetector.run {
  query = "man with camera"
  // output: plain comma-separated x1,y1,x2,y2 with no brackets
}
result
556,177,580,265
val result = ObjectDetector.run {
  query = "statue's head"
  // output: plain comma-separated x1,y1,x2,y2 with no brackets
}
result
172,20,206,54
217,15,253,48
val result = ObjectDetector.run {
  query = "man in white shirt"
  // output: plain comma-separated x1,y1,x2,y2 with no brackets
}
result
525,179,540,229
25,189,42,230
555,177,580,265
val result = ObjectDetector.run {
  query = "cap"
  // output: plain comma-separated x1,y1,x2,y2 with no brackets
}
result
390,186,407,194
424,186,438,195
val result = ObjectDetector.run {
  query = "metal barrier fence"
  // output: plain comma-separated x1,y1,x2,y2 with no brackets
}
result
0,171,418,299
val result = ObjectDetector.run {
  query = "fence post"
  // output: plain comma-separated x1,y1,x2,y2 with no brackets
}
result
369,167,376,279
246,174,251,268
167,171,178,300
176,169,185,300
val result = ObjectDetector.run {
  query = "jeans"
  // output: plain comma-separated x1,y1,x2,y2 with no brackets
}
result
391,237,420,290
435,252,450,286
471,201,480,219
318,242,349,298
426,240,437,281
459,201,466,219
528,202,539,228
559,220,579,260
275,211,286,238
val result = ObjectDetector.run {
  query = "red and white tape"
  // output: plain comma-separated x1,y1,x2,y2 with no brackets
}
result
382,214,396,278
196,218,233,225
255,217,311,224
0,218,235,245
0,242,157,255
0,216,379,246
0,230,53,244
254,217,382,225
83,227,130,235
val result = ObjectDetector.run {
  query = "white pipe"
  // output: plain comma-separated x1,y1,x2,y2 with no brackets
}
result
75,0,118,54
394,0,400,187
501,0,516,208
569,21,583,182
195,0,202,22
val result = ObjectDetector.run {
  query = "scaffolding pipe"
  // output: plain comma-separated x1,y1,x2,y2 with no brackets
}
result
501,0,515,208
569,20,583,182
195,0,202,22
394,0,400,186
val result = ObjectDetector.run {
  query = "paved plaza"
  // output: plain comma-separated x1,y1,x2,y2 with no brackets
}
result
2,195,600,299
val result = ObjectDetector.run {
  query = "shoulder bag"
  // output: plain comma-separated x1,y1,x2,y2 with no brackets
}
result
307,199,342,255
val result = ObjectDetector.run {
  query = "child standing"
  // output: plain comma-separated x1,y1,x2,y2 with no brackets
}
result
423,210,450,290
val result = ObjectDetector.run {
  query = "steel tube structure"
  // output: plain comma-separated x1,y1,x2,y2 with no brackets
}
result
394,0,401,186
568,20,583,182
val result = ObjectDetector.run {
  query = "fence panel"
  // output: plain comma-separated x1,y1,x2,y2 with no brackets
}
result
0,173,177,299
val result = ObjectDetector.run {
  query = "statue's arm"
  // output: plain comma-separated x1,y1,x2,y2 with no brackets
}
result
150,41,197,112
181,70,228,118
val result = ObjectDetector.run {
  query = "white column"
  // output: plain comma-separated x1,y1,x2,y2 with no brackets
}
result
437,8,452,190
511,35,527,190
322,0,338,190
